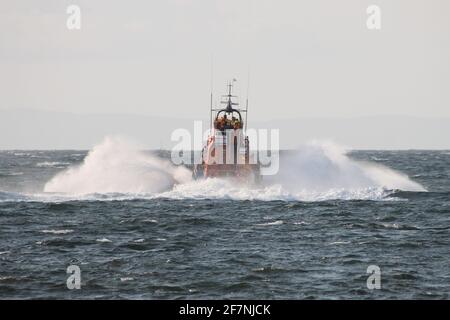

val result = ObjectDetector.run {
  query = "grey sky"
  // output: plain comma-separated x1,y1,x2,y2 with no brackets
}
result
1,0,449,148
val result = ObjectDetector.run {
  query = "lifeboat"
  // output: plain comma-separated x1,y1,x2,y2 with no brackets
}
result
193,80,261,182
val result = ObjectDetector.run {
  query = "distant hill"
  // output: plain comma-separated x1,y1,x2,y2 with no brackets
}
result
1,109,449,150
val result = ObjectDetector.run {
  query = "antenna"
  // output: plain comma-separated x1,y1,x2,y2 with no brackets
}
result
210,55,214,131
245,68,250,132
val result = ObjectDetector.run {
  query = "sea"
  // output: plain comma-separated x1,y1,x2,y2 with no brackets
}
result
0,138,449,299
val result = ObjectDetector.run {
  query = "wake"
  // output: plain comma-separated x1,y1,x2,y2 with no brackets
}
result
41,136,425,202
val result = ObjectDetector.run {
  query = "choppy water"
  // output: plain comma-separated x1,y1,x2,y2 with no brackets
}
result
0,147,449,299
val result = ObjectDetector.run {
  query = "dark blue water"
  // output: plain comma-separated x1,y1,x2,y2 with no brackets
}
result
0,150,449,299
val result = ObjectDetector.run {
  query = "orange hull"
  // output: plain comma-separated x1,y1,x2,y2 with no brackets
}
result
193,163,261,182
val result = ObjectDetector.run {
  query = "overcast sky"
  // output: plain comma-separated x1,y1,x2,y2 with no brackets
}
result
1,0,449,148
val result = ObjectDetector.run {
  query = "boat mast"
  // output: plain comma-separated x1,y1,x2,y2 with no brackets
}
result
209,57,214,131
245,69,250,132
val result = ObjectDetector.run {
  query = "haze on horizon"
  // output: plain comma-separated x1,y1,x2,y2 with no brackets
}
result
1,0,450,149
